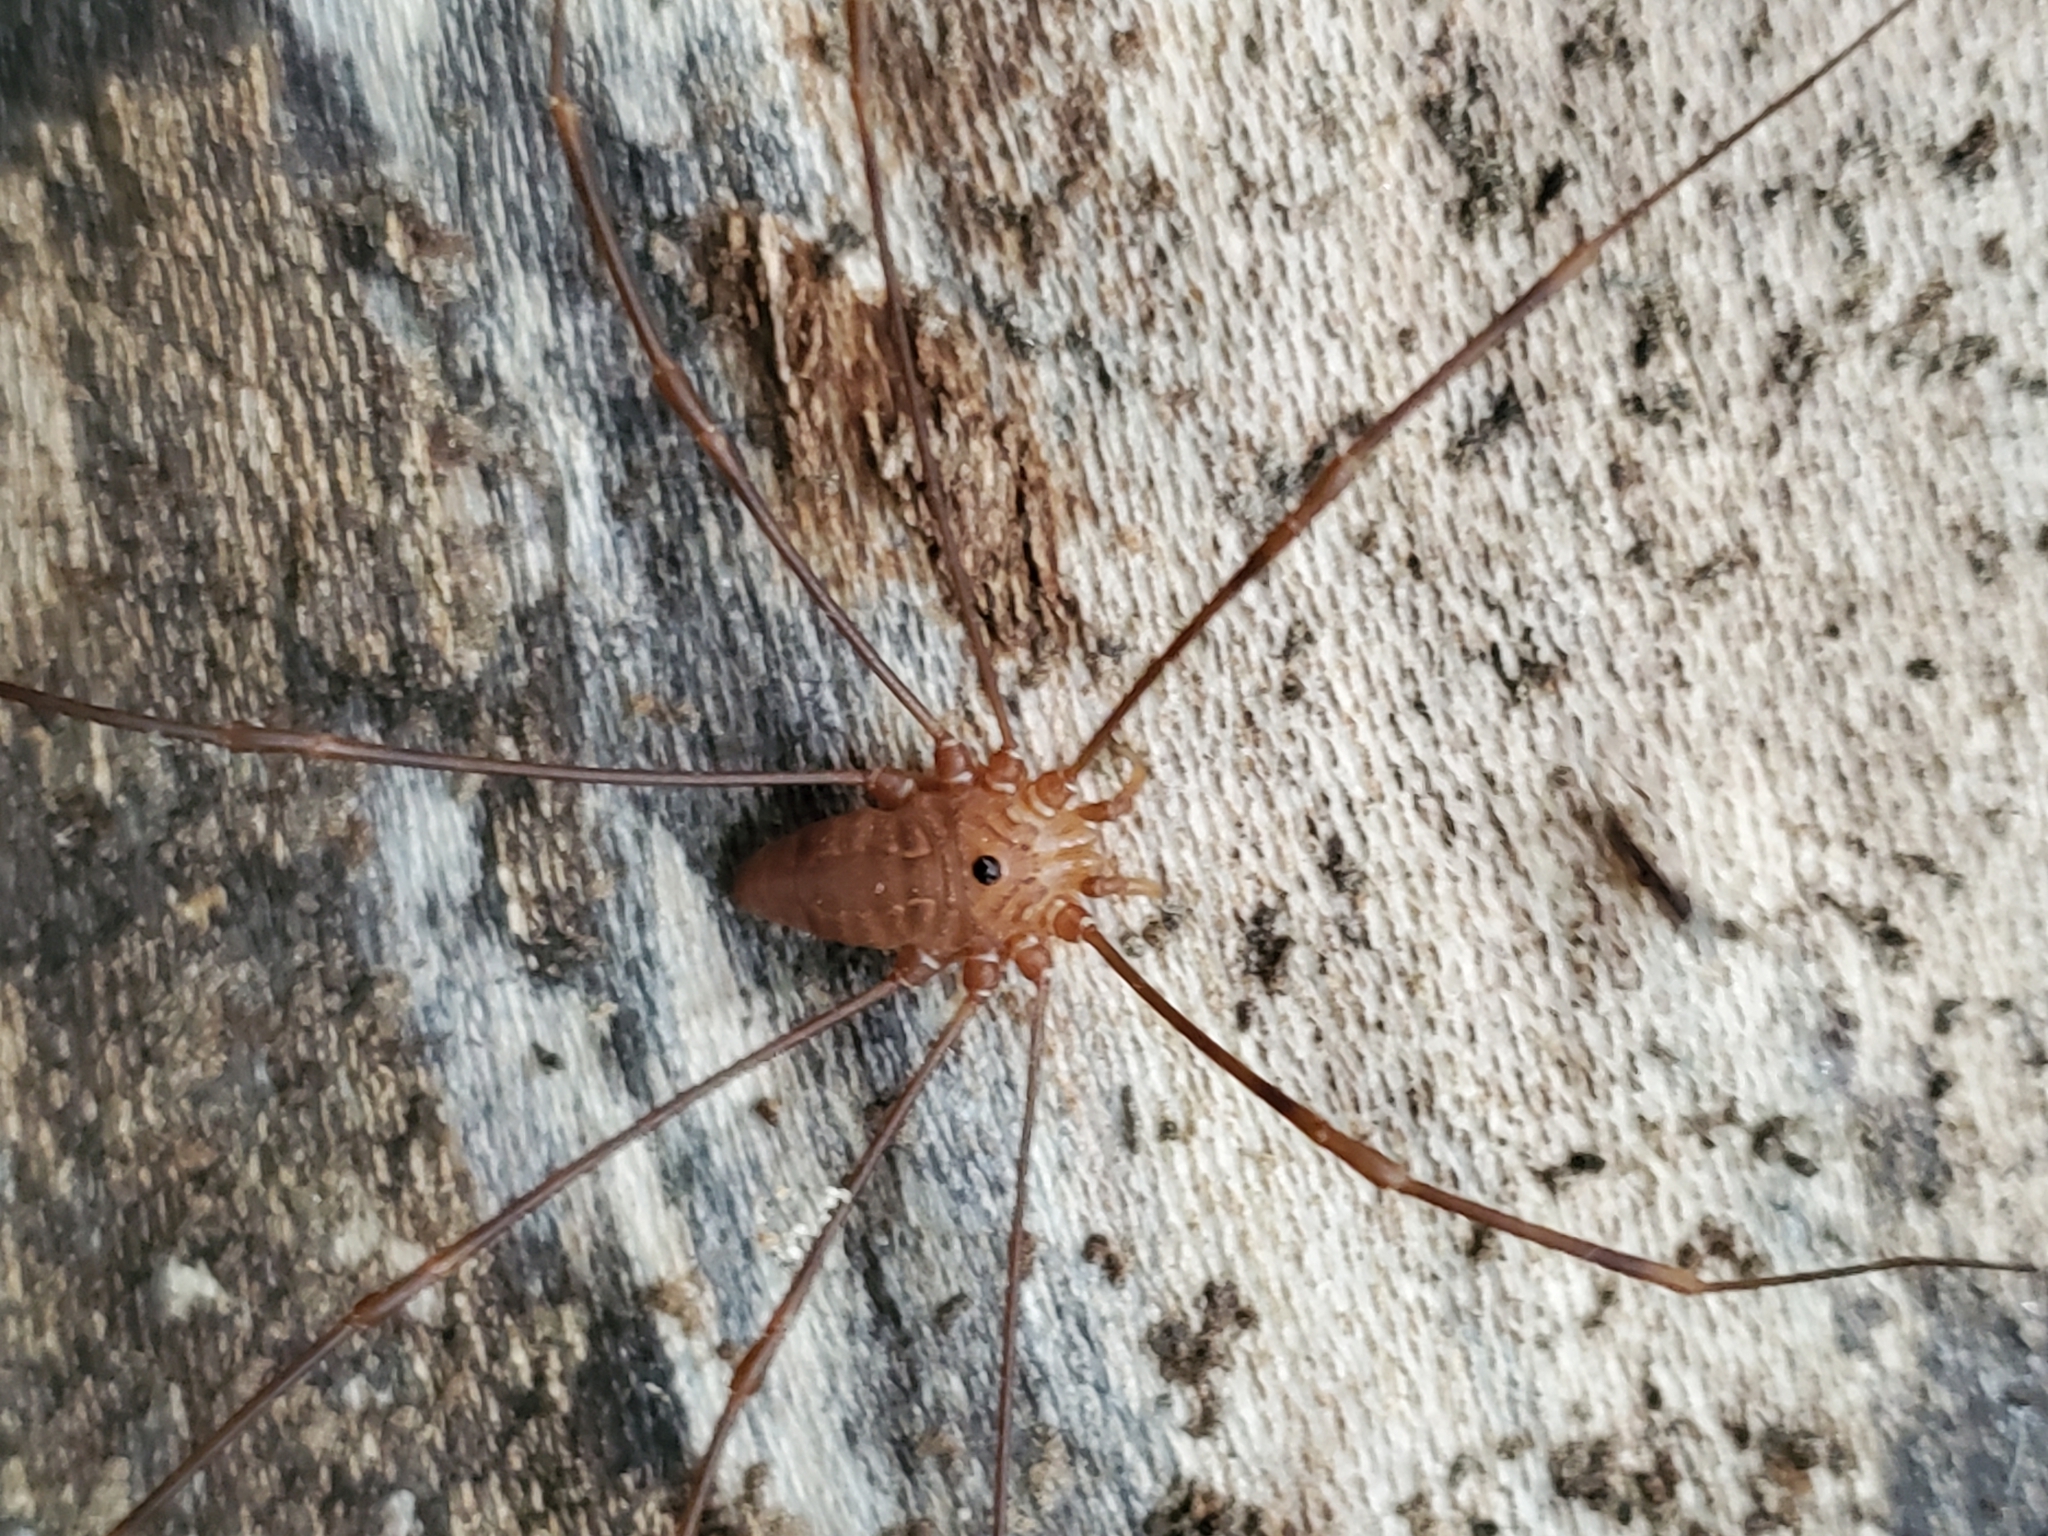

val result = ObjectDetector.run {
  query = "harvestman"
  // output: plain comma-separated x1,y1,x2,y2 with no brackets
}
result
3,0,2040,1530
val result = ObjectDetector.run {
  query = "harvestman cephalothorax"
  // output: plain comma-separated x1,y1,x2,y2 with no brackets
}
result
4,0,2048,1531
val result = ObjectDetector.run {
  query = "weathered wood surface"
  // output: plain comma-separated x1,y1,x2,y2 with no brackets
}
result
3,2,2044,1533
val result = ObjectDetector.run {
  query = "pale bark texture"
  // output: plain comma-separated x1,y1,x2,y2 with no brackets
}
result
2,2,2044,1534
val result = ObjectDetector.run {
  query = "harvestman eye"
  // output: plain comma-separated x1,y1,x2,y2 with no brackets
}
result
972,855,1003,885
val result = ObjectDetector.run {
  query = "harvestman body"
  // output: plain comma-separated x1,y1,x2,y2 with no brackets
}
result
2,0,2041,1530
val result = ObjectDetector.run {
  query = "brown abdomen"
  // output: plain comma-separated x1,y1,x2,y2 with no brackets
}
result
731,800,967,956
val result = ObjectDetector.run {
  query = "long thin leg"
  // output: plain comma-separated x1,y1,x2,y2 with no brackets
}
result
546,0,949,744
1080,925,2036,1294
107,977,904,1536
676,987,984,1536
1074,0,1920,771
0,680,871,789
991,980,1050,1536
845,0,1017,754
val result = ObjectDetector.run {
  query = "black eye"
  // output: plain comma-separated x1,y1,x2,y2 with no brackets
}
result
971,855,1002,885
